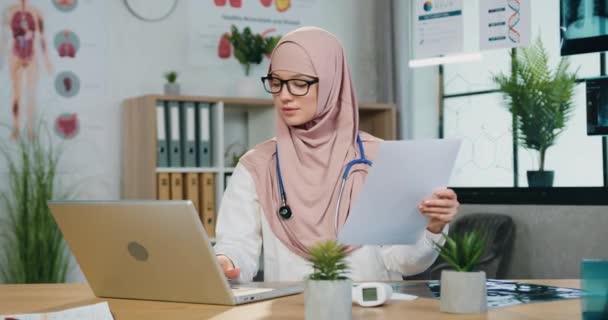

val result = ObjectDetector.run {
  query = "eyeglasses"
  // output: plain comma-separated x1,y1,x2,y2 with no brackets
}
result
260,76,319,96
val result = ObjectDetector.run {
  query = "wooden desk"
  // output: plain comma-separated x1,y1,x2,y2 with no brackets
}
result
0,280,581,320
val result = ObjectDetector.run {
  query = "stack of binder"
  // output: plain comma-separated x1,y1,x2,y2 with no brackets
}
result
154,99,218,237
156,172,216,237
156,100,213,168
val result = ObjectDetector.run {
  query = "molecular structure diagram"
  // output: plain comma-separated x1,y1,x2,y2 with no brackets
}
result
443,94,514,186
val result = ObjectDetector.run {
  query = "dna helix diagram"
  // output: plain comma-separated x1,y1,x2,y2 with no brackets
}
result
507,0,521,43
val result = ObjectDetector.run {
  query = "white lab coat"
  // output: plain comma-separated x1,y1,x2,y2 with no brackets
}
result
214,164,446,282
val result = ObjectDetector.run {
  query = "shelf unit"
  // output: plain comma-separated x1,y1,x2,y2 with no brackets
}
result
121,94,396,206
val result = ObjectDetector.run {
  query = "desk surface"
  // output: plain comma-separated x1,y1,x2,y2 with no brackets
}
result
0,280,580,320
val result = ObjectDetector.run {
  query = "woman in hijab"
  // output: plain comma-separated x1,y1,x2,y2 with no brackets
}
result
213,27,459,282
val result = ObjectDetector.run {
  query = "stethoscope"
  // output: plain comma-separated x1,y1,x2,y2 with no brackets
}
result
275,133,372,233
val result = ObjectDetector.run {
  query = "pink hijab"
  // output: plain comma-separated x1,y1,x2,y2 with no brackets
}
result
240,27,381,259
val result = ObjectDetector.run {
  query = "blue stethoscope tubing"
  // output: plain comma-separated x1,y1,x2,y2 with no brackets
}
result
275,133,372,233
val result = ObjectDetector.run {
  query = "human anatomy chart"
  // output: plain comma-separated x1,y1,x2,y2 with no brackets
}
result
0,0,105,141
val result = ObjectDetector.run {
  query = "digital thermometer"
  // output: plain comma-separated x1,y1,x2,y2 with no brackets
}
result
352,282,393,307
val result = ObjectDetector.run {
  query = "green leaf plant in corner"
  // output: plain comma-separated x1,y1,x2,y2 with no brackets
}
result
433,231,487,272
0,122,72,284
308,240,349,280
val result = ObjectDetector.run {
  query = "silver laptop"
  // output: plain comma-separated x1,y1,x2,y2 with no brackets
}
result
48,200,303,305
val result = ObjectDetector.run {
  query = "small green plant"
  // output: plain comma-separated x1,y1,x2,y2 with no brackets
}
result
493,37,578,171
308,240,349,280
164,71,178,83
433,231,487,272
225,25,281,76
0,123,72,283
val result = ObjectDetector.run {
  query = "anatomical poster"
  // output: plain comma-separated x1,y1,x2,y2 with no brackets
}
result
187,0,321,68
0,0,106,141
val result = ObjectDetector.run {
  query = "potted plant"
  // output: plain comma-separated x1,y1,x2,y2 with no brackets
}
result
164,70,180,95
224,25,280,97
0,124,72,283
224,25,280,76
434,231,487,314
305,240,351,320
493,37,578,187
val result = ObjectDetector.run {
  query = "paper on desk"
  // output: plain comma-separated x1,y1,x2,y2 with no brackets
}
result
391,293,418,301
338,139,461,245
1,301,113,320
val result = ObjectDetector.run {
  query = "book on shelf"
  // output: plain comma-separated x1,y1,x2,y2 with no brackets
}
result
168,101,183,167
184,172,200,213
156,101,169,167
197,103,212,167
170,172,184,200
157,173,170,200
200,172,216,237
182,102,198,167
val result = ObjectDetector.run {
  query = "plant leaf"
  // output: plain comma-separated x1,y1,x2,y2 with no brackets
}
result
307,240,350,280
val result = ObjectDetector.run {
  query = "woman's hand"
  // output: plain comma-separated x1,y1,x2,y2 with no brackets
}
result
217,255,240,279
419,188,459,234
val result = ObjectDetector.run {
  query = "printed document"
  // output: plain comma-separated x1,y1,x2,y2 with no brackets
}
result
338,139,461,245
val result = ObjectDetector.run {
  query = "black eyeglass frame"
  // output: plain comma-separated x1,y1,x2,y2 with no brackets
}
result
260,75,319,96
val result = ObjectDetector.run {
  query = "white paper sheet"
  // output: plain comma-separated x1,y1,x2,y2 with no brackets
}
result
338,139,461,245
1,302,113,320
391,293,419,301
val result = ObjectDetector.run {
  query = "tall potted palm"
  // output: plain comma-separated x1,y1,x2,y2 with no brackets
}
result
493,38,578,187
0,124,72,283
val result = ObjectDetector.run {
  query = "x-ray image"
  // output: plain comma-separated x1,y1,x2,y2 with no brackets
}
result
563,0,608,38
599,98,608,127
586,77,608,135
561,0,608,55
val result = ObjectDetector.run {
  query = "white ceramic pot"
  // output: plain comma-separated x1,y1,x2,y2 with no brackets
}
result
440,270,487,314
164,82,180,95
304,279,352,320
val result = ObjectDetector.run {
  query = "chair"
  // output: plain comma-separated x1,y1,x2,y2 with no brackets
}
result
408,213,515,280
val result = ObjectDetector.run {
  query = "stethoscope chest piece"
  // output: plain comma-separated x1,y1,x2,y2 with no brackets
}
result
278,205,292,220
275,133,371,222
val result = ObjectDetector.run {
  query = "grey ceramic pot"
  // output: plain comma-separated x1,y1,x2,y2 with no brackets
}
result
440,270,487,314
304,279,352,320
